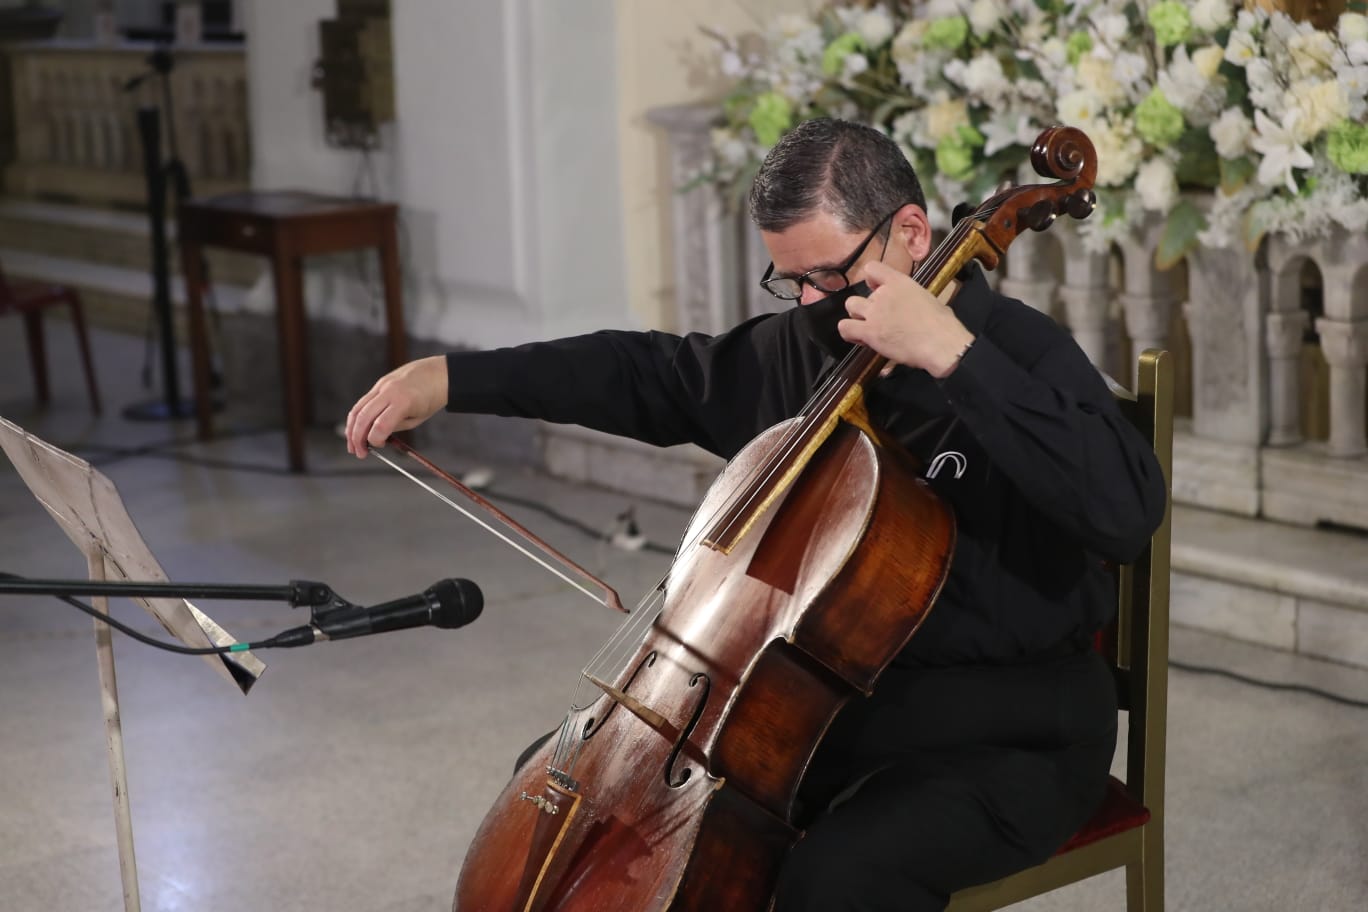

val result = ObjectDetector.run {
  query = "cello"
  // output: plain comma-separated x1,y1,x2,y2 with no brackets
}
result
394,125,1097,911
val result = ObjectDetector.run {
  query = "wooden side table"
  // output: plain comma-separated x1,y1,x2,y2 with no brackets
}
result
179,191,407,472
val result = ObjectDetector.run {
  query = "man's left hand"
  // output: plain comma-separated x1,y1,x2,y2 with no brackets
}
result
840,261,975,379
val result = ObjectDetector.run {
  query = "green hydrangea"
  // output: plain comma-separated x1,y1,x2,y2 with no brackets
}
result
748,92,793,147
1066,32,1093,66
924,16,969,51
935,125,985,181
1147,2,1191,47
822,32,865,77
1327,121,1368,174
1135,89,1185,146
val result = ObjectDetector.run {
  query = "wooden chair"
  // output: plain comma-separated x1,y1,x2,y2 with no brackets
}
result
946,349,1174,912
0,261,101,415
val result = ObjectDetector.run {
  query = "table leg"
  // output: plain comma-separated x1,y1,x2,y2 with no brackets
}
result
273,253,309,472
182,241,214,441
378,216,407,371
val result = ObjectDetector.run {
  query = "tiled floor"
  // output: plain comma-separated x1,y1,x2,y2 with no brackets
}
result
2,324,1366,911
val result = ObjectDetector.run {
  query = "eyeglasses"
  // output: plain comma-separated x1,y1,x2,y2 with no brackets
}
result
759,208,900,301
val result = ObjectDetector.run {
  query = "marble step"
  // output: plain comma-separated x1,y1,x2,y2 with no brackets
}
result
0,247,248,339
542,424,1368,670
0,199,260,288
1172,504,1368,669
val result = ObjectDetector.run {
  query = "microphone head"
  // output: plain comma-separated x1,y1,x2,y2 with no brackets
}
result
429,578,483,629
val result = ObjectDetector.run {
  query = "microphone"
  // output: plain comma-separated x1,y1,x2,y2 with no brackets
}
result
271,578,483,647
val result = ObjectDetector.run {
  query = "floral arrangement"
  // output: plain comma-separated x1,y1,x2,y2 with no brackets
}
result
705,1,1368,262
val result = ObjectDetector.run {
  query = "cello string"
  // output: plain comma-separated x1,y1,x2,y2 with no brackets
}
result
707,213,979,545
556,205,1004,775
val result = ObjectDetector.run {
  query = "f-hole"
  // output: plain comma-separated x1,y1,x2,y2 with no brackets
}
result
664,672,710,789
581,651,656,740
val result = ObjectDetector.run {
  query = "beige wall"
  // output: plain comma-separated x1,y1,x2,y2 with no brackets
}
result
615,0,812,332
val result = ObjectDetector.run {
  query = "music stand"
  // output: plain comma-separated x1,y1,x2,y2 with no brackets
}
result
0,416,265,912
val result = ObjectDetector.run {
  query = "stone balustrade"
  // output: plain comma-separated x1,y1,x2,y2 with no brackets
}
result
650,103,1368,533
3,40,248,207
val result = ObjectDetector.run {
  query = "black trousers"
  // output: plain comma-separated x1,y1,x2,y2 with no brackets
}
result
770,647,1118,912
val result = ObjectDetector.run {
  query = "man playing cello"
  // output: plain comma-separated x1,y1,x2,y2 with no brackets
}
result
346,118,1166,912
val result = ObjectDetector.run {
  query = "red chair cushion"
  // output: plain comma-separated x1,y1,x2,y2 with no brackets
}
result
1055,776,1151,854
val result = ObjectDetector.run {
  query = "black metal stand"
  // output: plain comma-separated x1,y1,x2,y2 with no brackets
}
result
122,47,221,422
0,576,342,609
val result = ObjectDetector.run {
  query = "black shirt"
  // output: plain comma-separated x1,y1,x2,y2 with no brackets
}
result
444,268,1167,666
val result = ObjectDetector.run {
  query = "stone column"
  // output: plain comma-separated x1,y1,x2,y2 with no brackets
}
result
1053,228,1111,366
645,103,740,335
1265,310,1308,446
999,230,1059,316
1315,318,1368,458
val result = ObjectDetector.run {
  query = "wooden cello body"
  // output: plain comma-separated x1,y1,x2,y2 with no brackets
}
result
454,418,953,911
451,126,1098,912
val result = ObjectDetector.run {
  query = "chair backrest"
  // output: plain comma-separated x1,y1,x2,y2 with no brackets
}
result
1102,349,1174,819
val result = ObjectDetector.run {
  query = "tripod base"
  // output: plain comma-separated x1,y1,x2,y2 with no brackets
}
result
121,397,214,422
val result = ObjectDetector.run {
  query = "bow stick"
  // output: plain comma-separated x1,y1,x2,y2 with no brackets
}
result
368,439,627,616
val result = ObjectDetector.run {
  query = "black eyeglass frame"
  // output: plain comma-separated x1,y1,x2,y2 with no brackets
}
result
758,207,902,301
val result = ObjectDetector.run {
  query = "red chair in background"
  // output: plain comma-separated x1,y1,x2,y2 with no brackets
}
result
0,263,101,415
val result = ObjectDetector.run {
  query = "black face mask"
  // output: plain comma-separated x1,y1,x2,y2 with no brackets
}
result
796,281,871,360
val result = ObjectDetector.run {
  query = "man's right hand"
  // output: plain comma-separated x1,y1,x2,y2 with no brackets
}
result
345,355,449,458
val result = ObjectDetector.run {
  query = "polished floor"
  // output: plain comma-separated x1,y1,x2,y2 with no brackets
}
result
2,324,1367,911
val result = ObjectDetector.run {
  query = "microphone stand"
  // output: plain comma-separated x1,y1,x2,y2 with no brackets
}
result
0,576,343,609
121,46,220,421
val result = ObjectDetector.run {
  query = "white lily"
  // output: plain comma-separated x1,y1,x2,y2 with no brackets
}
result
1251,109,1314,194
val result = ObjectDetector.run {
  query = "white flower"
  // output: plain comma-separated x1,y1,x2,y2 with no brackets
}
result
1038,37,1068,70
959,53,1010,100
1347,39,1368,67
1284,79,1348,143
1192,46,1224,79
842,53,870,81
1158,47,1211,111
891,110,921,145
1245,58,1284,117
720,50,744,78
1078,56,1127,106
1091,120,1143,187
1338,65,1368,119
968,0,1005,37
1250,109,1315,193
1093,13,1129,48
925,95,970,143
981,114,1039,156
892,20,929,63
1111,51,1149,98
923,0,963,18
1058,89,1105,126
1191,0,1233,33
711,129,750,170
1210,108,1253,159
1287,28,1337,79
773,14,813,40
1225,29,1259,67
1341,12,1368,44
1135,158,1178,212
856,7,895,47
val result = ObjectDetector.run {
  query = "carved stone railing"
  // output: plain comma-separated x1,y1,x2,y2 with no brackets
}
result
651,103,1368,532
3,40,248,207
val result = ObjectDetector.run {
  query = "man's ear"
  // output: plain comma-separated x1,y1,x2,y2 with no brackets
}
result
892,203,933,264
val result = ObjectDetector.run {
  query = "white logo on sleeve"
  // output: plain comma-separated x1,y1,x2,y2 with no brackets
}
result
926,450,968,480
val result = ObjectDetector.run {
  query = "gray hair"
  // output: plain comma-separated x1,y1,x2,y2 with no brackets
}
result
748,118,927,234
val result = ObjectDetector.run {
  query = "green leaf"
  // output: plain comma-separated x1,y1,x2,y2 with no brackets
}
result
1219,156,1256,194
1173,129,1221,189
1154,198,1205,270
1242,204,1268,254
